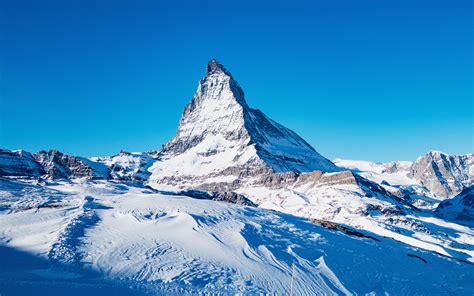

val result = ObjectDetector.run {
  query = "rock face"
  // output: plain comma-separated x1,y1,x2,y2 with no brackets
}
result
174,189,257,207
436,186,474,225
0,149,44,177
33,150,109,180
0,149,109,180
409,151,473,199
0,149,159,182
149,59,339,189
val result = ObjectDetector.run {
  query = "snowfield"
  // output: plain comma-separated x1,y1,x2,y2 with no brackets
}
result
0,178,473,295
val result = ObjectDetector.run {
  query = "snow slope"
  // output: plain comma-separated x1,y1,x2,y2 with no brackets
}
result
233,179,474,264
0,179,473,295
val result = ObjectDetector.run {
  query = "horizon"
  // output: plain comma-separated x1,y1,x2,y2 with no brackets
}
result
1,1,472,162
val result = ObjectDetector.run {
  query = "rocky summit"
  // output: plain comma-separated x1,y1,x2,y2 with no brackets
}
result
149,59,339,190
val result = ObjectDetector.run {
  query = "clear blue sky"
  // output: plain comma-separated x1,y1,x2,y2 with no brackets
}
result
1,0,472,162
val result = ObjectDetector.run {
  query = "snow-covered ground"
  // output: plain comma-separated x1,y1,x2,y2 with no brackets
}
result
0,178,473,294
234,182,474,264
334,158,415,186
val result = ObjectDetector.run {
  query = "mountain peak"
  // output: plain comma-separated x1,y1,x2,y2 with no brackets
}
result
427,150,445,156
150,60,340,189
206,59,231,77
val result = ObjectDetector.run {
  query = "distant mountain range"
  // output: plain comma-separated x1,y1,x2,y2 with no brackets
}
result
335,150,473,202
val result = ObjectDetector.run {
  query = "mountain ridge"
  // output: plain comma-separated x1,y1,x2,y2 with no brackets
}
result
335,150,473,201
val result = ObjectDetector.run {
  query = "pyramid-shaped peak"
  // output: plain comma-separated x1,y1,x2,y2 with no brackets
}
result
206,59,232,77
153,59,340,181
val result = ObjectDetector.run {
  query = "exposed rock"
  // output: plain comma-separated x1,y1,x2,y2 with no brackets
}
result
33,150,109,180
409,151,473,199
311,219,380,241
175,189,256,207
210,191,257,207
0,149,44,177
436,186,474,225
407,254,427,263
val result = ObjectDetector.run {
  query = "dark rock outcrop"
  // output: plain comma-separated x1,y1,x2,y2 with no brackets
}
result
33,150,109,180
436,186,474,224
0,149,44,177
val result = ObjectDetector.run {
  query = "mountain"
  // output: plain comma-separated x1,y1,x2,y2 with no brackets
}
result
0,149,158,183
335,151,474,201
0,149,109,180
410,151,473,199
1,178,472,295
436,186,474,225
149,59,339,189
0,149,108,179
0,149,44,177
34,150,109,180
91,150,155,182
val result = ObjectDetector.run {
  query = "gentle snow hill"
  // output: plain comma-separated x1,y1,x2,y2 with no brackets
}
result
0,179,473,295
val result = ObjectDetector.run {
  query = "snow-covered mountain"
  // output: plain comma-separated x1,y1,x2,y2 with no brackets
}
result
149,59,339,190
91,150,155,182
34,150,109,180
1,60,473,294
410,151,473,199
0,149,109,180
335,151,473,201
0,149,156,183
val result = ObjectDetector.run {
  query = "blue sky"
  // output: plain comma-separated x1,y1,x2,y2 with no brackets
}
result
1,0,472,162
